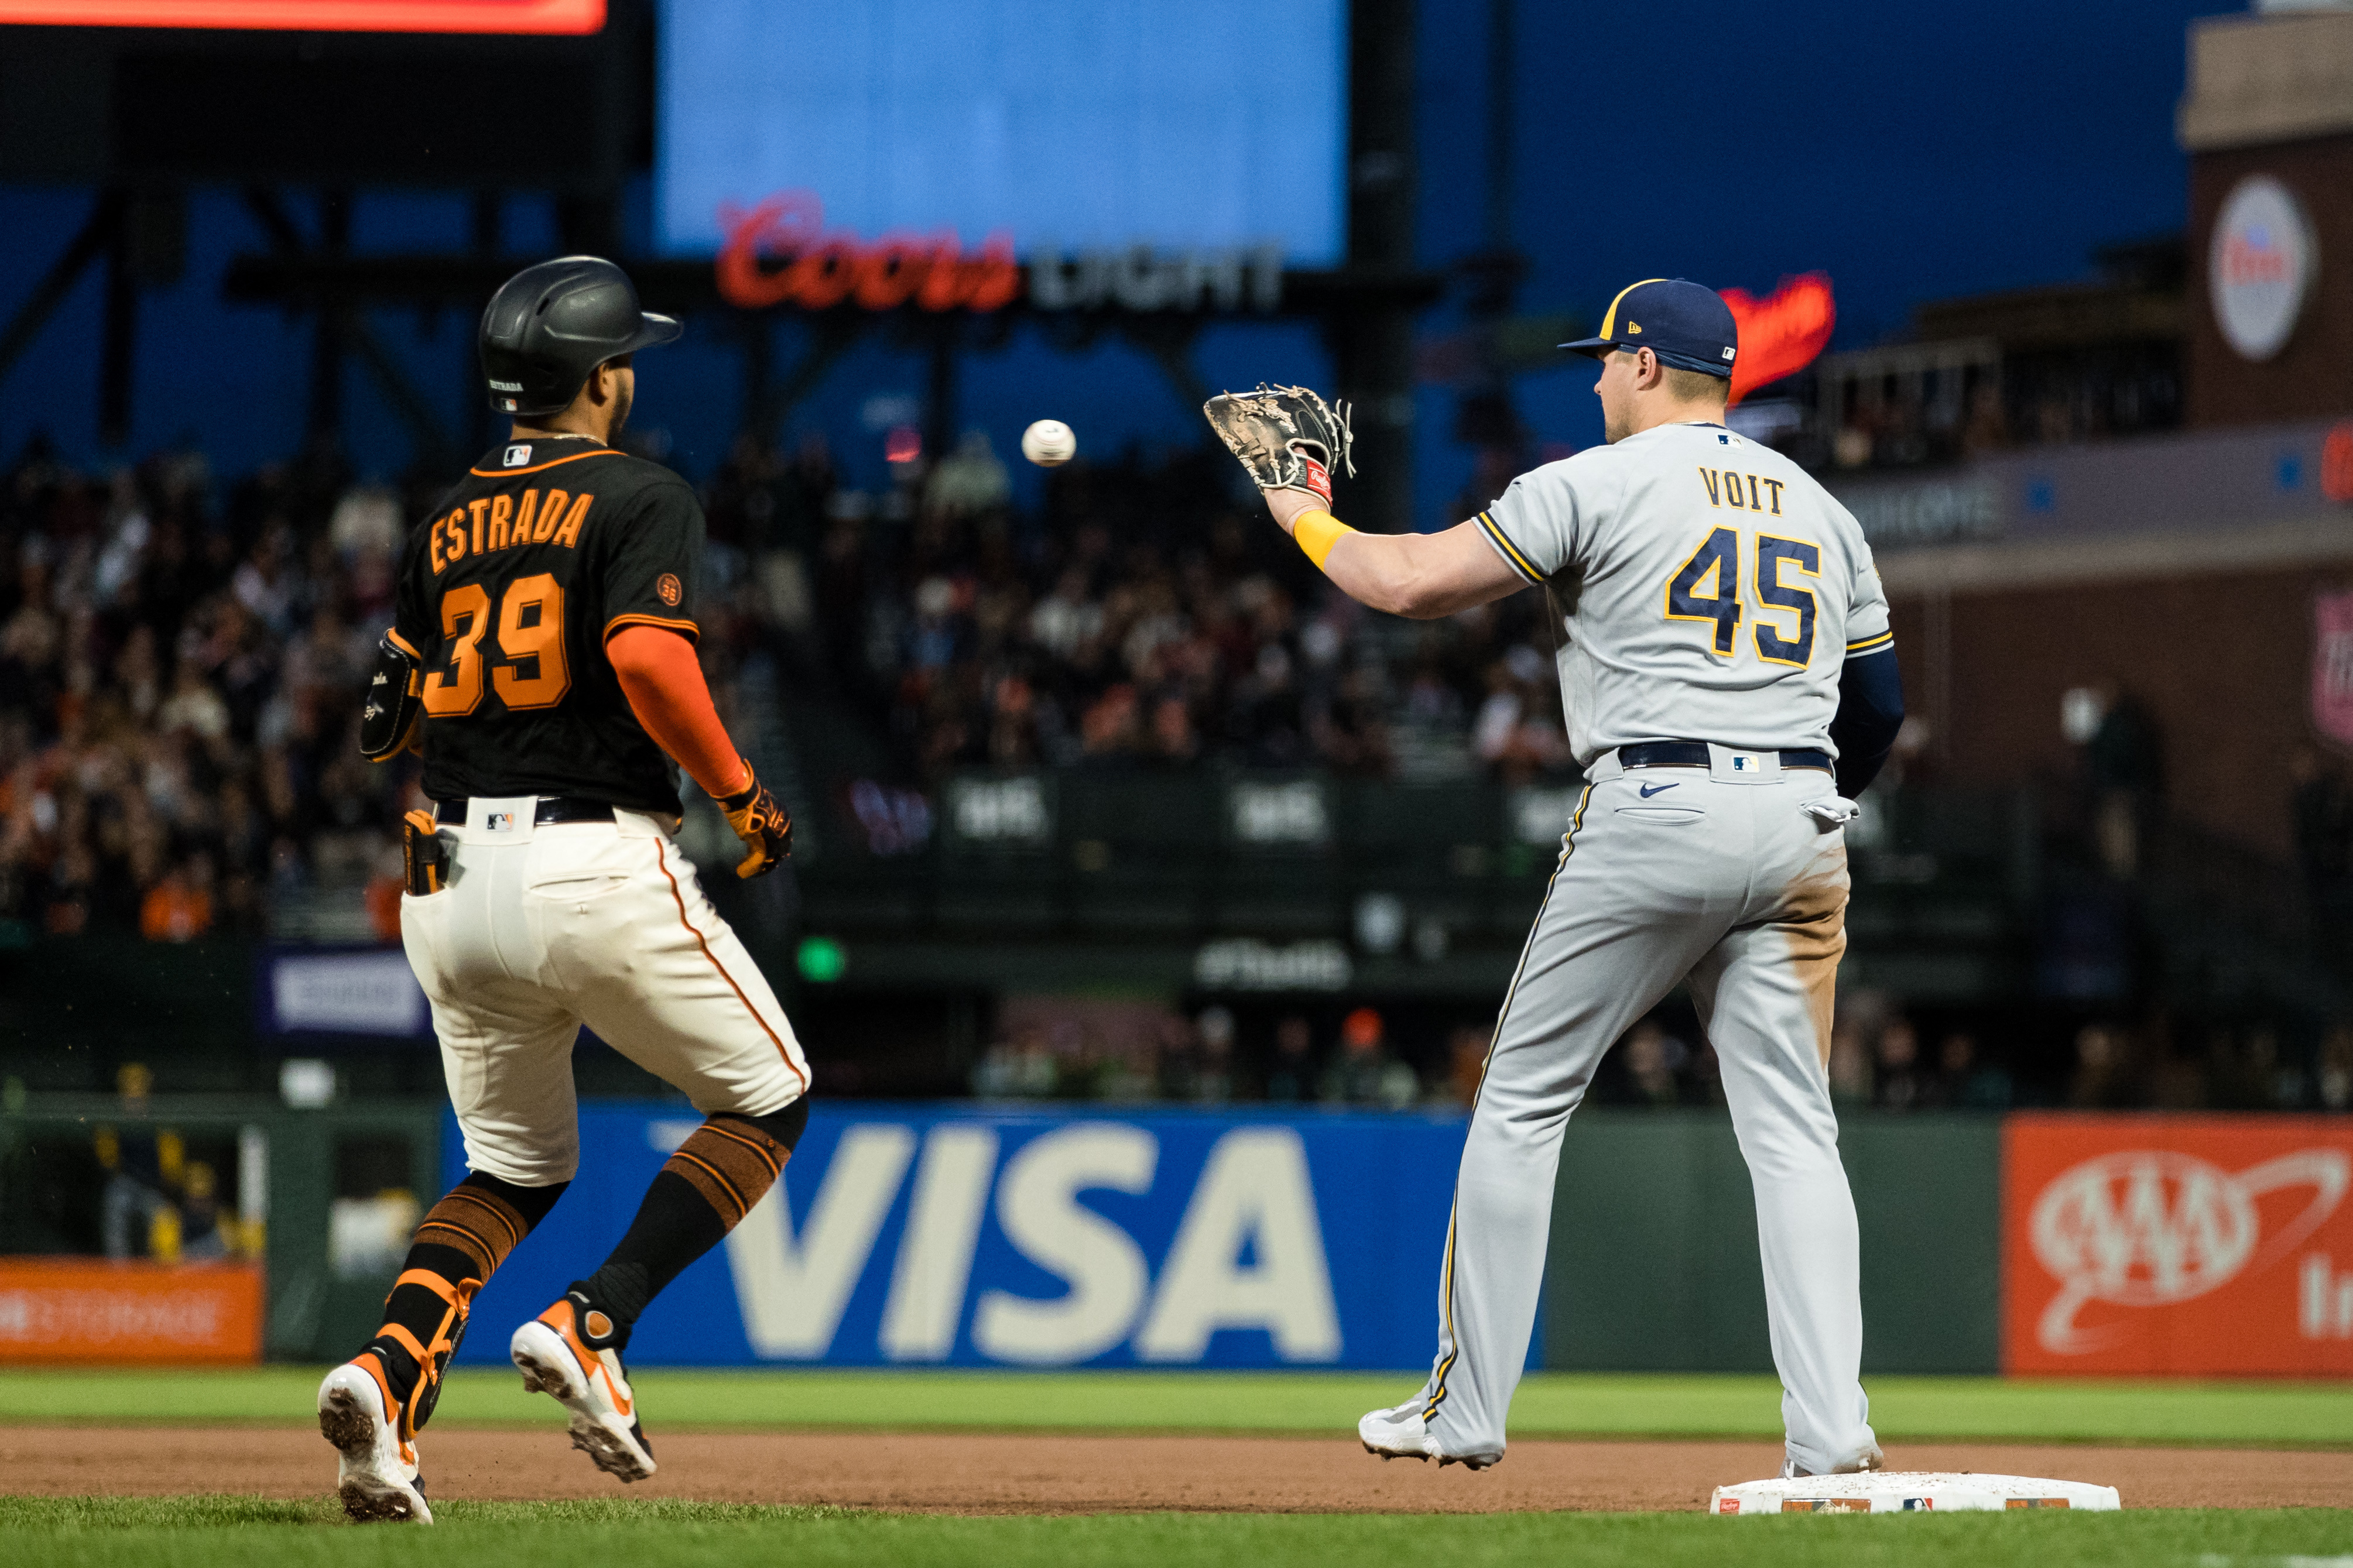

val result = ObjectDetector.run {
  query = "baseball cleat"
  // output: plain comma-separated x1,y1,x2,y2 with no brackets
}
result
1782,1445,1886,1479
317,1357,433,1524
511,1292,657,1483
1357,1399,1502,1470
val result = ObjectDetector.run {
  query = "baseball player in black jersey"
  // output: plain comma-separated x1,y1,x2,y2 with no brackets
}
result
317,257,810,1524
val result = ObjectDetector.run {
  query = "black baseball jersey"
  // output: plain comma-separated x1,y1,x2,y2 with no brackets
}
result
392,438,704,815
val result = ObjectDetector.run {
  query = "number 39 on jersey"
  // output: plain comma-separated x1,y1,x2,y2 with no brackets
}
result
422,574,572,716
1664,526,1820,668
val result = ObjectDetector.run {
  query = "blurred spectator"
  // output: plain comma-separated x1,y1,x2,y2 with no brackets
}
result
1177,1007,1237,1104
1471,646,1570,782
1873,1018,1925,1110
2068,1022,2134,1108
970,1026,1060,1100
2065,679,2164,879
2292,747,2353,965
1264,1014,1317,1103
177,1161,229,1262
1827,1020,1874,1106
2320,1024,2353,1112
1921,1030,2012,1110
138,853,214,942
1443,1024,1488,1108
1621,1017,1690,1107
1319,1007,1419,1109
95,1065,172,1260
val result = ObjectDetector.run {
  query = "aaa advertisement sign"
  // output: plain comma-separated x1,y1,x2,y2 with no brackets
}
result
452,1104,1461,1368
2003,1115,2353,1374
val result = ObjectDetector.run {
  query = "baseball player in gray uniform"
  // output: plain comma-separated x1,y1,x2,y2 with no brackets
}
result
1204,278,1906,1479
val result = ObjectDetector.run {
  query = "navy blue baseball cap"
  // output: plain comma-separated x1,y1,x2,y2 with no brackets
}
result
1560,277,1738,379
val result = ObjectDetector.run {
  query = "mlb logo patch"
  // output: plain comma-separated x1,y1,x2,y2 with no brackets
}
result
485,811,517,833
1730,753,1755,771
1902,1498,1933,1511
504,444,532,467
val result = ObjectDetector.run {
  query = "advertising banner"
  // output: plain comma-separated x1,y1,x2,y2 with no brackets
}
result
451,1103,1464,1369
2003,1114,2353,1375
0,1260,264,1364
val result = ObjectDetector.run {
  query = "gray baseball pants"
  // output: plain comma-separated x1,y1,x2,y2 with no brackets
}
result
1416,746,1879,1474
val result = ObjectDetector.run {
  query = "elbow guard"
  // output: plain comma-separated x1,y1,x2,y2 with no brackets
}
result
359,632,424,761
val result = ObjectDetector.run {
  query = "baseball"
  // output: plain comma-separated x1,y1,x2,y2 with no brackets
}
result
1021,419,1077,467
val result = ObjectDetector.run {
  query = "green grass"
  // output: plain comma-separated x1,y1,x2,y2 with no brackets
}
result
3,1496,2350,1568
2,1367,2348,1448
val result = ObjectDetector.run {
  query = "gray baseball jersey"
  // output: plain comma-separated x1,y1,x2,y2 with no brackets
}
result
1473,423,1891,764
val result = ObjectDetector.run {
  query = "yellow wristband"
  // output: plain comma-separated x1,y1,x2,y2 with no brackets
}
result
1292,508,1355,571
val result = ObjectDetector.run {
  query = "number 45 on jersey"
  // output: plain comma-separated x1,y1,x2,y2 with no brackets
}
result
1665,526,1819,669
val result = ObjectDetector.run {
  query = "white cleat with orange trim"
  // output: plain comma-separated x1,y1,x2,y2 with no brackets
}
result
317,1356,434,1523
510,1292,657,1482
1357,1399,1502,1470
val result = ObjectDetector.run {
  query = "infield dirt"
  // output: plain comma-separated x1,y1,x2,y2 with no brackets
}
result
2,1426,2347,1514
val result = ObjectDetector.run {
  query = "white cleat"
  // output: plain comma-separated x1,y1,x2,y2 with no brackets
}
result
317,1357,433,1524
511,1295,657,1483
1358,1399,1502,1470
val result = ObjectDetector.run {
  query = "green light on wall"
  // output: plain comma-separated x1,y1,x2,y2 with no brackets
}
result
796,936,847,983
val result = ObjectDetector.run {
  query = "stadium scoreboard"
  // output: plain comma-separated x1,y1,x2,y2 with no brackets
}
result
657,0,1348,267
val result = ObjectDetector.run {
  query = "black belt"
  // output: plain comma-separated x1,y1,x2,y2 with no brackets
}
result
1614,742,1833,773
434,797,616,826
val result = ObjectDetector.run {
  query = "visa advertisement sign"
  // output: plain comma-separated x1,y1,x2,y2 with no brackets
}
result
451,1104,1463,1368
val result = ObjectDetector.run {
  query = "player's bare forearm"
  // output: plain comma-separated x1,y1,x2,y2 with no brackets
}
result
1265,488,1527,619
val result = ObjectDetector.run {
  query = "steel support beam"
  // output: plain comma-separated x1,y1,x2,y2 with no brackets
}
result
1328,0,1420,535
0,191,122,390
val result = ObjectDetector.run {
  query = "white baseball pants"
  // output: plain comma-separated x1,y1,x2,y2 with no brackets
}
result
1417,749,1878,1475
399,797,811,1187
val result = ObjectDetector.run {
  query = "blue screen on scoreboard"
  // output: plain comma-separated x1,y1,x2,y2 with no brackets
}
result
655,0,1348,265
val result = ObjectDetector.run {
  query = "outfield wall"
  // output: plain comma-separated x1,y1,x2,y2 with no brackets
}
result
441,1103,2353,1375
1545,1113,2003,1375
8,1100,2341,1374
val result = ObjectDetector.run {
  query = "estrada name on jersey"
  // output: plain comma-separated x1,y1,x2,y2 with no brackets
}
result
393,438,707,815
1474,423,1891,765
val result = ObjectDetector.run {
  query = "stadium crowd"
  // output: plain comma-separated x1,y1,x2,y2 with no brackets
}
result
0,436,421,942
698,429,1571,784
0,429,1573,944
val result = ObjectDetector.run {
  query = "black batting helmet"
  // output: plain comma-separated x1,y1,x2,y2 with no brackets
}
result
478,256,681,417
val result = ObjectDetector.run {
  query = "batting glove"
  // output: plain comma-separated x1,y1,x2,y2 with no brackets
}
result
717,763,793,879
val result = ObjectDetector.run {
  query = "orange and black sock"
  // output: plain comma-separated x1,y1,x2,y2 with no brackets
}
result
362,1172,567,1426
573,1102,807,1346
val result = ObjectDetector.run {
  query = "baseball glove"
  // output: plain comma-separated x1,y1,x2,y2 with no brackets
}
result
1203,384,1355,505
718,763,793,880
